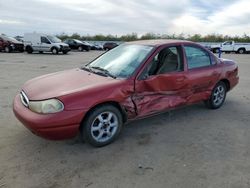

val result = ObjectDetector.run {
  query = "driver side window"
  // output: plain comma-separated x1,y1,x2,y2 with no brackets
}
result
143,46,183,78
41,37,50,44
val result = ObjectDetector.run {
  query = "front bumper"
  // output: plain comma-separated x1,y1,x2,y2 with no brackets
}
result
60,46,71,52
13,94,86,140
12,44,24,51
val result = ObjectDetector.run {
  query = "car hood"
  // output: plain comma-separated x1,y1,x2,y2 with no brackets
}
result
9,40,23,45
54,42,68,46
22,68,118,100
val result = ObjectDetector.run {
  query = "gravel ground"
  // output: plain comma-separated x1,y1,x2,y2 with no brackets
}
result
0,51,249,188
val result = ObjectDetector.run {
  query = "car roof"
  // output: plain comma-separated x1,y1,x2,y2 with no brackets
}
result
126,39,194,47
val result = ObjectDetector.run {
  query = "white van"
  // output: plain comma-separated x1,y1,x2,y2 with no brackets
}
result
23,33,70,54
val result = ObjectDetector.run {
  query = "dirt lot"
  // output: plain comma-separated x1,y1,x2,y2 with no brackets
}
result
0,51,250,188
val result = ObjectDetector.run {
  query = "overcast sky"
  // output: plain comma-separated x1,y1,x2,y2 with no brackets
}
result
0,0,250,37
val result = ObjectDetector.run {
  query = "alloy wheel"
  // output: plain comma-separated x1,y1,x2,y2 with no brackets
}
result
90,111,118,143
213,85,225,106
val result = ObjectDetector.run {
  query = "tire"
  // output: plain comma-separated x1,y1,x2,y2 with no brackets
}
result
85,47,90,52
51,47,58,55
26,46,33,54
63,51,68,54
81,105,123,147
205,81,227,109
213,48,220,53
238,48,245,54
78,46,83,51
5,46,11,53
39,51,43,54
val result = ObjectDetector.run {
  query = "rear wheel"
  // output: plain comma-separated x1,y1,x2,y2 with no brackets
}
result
81,105,123,147
238,48,245,54
213,48,220,53
205,81,227,109
26,46,33,54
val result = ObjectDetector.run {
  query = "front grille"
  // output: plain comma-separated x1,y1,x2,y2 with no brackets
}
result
20,91,29,107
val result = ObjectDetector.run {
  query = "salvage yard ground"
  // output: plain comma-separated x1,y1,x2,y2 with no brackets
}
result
0,51,250,188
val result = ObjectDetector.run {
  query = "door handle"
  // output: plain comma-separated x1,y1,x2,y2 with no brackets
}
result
176,77,185,82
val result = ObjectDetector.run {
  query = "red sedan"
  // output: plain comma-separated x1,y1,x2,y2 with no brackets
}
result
13,40,239,147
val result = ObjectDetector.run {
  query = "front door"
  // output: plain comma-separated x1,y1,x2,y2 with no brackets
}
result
222,41,234,52
133,45,188,117
40,36,51,52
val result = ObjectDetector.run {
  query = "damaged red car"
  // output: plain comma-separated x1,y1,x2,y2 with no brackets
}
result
13,40,239,147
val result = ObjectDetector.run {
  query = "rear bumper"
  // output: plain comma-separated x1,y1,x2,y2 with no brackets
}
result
13,94,86,140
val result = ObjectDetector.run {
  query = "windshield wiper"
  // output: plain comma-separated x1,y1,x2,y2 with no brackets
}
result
90,66,116,79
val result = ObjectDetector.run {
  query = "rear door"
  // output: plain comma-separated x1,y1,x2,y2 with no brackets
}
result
183,45,221,103
133,45,189,117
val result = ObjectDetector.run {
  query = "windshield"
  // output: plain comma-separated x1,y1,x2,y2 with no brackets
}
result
47,35,61,43
74,39,83,44
86,44,153,78
82,41,92,45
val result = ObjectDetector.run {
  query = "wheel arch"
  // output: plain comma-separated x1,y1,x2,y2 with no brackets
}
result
25,45,33,50
50,46,59,51
220,79,230,91
79,101,127,130
237,47,246,53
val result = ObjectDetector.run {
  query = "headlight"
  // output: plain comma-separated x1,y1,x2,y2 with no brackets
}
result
10,44,15,47
29,99,64,114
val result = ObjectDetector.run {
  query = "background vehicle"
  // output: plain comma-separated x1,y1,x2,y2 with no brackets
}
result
14,36,24,42
13,40,239,147
64,39,90,51
90,44,103,50
23,33,70,54
0,35,24,53
211,41,250,54
103,42,118,50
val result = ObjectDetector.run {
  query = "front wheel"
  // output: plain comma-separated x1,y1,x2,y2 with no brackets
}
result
81,105,123,147
78,46,83,51
51,47,58,55
205,81,227,109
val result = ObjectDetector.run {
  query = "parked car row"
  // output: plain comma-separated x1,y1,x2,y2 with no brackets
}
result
1,34,119,54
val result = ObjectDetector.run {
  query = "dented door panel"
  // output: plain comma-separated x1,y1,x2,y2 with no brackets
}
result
133,73,188,117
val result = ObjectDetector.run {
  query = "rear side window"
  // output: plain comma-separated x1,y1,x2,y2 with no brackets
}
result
184,46,211,69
